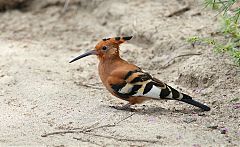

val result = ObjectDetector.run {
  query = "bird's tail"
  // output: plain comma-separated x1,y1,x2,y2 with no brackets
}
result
163,85,210,111
180,93,210,111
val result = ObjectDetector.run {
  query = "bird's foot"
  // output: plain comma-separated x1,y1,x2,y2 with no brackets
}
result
110,103,135,112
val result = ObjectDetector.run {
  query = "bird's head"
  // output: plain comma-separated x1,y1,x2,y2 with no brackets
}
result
69,36,132,63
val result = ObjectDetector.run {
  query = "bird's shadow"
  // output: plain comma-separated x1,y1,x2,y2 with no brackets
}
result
107,105,206,116
139,107,204,116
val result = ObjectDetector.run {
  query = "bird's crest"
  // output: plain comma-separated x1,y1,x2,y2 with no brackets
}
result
95,36,133,49
102,36,133,44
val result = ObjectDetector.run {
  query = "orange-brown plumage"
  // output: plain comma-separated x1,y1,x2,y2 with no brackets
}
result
69,36,210,111
99,59,149,105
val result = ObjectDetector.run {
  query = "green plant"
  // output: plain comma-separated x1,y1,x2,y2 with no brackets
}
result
230,97,239,102
205,0,240,23
187,0,240,65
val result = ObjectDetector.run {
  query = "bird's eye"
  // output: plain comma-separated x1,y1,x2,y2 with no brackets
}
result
102,46,107,50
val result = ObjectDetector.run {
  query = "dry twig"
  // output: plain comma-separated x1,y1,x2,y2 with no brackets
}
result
80,83,104,90
162,52,202,68
62,0,70,13
167,5,190,17
41,130,77,137
72,113,160,144
41,113,135,137
74,133,161,144
167,1,190,17
73,137,102,146
74,81,104,90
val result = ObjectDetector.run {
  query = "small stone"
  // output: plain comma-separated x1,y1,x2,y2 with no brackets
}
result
207,125,218,129
220,128,228,134
183,117,197,123
156,135,162,139
198,113,206,116
192,144,201,147
212,100,217,105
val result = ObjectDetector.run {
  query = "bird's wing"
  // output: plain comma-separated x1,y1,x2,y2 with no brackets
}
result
108,68,182,100
107,68,211,111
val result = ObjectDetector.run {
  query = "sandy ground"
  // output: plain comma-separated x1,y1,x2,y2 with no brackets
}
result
0,0,239,146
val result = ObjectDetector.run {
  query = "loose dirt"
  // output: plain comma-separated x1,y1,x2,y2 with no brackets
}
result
0,0,239,146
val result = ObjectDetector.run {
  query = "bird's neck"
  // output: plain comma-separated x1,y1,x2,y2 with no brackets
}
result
98,57,127,82
99,56,126,70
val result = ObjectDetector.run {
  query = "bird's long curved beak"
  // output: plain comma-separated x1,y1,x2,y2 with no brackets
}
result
69,50,97,63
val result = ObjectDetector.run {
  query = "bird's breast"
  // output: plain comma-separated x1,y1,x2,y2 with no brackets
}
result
98,63,107,86
98,62,126,99
98,62,115,90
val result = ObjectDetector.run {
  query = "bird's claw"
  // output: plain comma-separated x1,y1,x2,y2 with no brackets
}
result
109,105,136,112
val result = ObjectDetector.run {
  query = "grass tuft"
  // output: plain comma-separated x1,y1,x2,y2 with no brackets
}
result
187,0,240,66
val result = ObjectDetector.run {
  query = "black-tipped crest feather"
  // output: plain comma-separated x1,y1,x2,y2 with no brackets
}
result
122,36,133,40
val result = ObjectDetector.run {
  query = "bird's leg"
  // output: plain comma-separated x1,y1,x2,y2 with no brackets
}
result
110,103,135,111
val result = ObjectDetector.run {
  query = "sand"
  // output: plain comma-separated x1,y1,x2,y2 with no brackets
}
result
0,0,239,146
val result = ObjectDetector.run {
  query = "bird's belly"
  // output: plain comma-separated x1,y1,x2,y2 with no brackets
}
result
128,96,150,104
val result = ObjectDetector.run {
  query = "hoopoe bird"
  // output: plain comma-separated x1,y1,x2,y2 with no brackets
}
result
69,36,210,111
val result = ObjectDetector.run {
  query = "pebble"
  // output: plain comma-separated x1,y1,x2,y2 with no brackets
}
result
183,117,197,123
207,125,218,129
220,128,228,134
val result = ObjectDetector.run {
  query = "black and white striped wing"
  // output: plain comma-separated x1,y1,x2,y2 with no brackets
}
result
110,69,211,111
111,69,183,100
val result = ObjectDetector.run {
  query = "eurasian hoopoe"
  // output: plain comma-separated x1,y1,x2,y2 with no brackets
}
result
69,36,210,111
